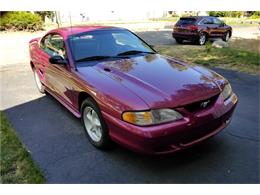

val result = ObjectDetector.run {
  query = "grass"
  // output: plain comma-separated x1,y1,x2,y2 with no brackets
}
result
155,38,260,75
0,112,45,183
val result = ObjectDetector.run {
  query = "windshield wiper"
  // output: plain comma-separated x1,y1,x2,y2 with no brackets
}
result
76,55,125,63
117,50,155,56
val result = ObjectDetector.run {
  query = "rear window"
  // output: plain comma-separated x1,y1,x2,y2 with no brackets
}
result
176,18,197,25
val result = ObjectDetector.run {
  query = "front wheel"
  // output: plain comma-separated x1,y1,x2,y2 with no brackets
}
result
223,31,231,42
33,68,45,93
81,98,111,149
198,32,207,45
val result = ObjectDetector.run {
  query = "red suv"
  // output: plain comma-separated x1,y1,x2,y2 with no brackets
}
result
172,16,232,45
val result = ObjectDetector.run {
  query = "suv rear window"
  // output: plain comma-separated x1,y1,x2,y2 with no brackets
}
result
176,18,197,25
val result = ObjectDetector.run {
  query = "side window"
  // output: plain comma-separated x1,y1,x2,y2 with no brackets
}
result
40,34,66,58
40,35,51,53
213,18,222,25
203,18,214,25
49,34,66,58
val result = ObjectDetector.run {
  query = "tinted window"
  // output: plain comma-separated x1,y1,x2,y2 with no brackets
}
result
176,18,197,25
212,17,223,25
69,29,153,62
202,18,214,24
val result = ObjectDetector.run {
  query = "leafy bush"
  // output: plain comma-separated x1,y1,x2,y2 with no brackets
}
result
207,11,243,18
34,11,55,21
205,41,212,53
0,12,43,31
250,11,260,19
207,11,225,17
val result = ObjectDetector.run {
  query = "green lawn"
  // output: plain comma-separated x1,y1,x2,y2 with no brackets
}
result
155,38,260,75
0,112,45,183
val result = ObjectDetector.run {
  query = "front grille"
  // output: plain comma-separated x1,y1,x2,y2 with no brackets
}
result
180,119,222,145
184,94,219,113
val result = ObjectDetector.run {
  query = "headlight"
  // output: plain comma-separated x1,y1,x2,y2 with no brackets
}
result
122,109,183,126
221,83,232,100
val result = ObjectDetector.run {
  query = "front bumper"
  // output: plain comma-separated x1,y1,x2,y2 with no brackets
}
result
102,93,238,155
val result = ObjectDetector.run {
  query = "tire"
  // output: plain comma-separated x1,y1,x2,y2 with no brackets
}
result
81,98,111,149
33,68,45,93
175,38,183,44
223,31,231,42
197,32,207,45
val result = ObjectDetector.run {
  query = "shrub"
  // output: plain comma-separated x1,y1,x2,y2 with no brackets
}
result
0,12,43,31
205,41,212,53
207,11,226,17
207,11,243,18
250,11,260,19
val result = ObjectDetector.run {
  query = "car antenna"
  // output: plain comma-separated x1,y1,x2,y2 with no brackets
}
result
69,11,78,71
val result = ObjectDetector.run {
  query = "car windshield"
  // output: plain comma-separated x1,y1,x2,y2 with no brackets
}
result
69,28,155,63
176,18,197,25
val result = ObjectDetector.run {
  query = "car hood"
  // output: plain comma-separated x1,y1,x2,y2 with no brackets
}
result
78,54,223,109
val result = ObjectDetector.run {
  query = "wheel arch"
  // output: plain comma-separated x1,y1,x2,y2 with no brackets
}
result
78,91,96,113
200,30,209,38
226,30,232,37
30,61,35,70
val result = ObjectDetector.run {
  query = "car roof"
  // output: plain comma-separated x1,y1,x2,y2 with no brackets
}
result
179,16,215,21
47,25,124,39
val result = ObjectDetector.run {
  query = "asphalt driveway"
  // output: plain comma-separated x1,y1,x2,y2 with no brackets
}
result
0,30,259,183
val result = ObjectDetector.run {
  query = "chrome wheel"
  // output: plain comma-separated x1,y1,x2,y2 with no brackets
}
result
199,33,206,45
34,69,44,93
83,106,102,142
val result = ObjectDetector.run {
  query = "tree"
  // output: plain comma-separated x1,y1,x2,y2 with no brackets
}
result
35,11,55,22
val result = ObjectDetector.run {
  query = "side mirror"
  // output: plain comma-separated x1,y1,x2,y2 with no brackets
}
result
49,55,67,65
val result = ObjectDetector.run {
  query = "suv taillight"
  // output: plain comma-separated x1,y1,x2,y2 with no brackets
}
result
188,25,198,31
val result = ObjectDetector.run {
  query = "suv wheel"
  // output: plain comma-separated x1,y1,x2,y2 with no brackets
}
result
175,38,183,44
81,98,111,149
223,31,231,42
198,32,207,45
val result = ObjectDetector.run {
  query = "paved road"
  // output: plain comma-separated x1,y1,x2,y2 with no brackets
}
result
0,30,259,183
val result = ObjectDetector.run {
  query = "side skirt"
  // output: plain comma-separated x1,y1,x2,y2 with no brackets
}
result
44,87,81,118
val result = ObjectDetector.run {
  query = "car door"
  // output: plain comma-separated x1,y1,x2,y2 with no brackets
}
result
45,33,77,107
39,33,67,93
33,34,55,91
212,17,226,37
201,17,218,38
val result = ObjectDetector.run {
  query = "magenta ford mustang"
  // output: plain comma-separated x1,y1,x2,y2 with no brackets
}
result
29,26,238,154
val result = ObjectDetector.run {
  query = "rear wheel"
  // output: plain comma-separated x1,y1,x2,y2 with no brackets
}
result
81,98,111,149
198,32,207,45
33,68,45,93
175,38,184,44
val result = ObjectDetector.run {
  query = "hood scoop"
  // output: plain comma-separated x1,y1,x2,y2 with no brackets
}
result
103,67,111,72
